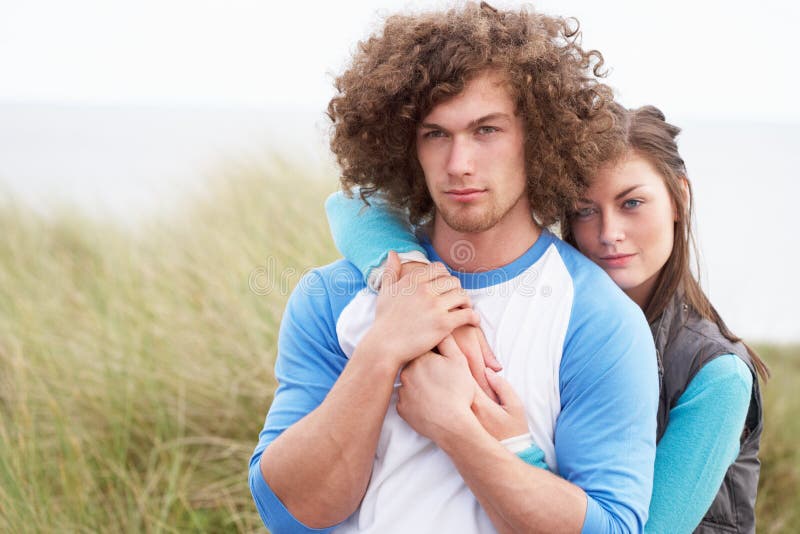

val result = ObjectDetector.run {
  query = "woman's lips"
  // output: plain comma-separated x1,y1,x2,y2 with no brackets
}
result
446,189,487,202
598,253,636,268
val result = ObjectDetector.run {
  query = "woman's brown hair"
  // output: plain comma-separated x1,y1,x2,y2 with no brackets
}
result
327,1,616,227
563,105,770,381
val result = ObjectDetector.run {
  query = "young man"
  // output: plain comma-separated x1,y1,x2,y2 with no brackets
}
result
250,4,658,533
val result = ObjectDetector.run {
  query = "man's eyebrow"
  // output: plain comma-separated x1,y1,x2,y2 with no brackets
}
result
419,121,445,131
419,112,512,131
614,185,645,200
467,112,512,129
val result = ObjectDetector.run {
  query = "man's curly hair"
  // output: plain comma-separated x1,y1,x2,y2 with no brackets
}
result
327,1,617,226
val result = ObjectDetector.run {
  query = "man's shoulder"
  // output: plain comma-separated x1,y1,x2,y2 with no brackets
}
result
302,259,367,291
545,237,653,368
546,237,639,318
286,259,369,320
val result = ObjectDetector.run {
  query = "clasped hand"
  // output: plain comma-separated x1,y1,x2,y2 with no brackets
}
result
363,251,528,445
397,335,529,445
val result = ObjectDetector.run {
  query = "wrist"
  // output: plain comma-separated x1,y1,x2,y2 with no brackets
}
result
434,410,485,453
500,433,533,453
353,328,405,373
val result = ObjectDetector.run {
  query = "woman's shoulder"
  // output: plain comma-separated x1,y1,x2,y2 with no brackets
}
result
669,302,749,365
662,303,755,401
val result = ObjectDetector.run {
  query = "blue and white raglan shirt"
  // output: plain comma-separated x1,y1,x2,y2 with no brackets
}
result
250,231,659,534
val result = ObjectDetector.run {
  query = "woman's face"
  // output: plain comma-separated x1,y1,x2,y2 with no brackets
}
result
571,152,677,308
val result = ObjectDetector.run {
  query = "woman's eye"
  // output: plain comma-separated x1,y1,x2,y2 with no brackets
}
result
622,199,643,209
574,206,595,218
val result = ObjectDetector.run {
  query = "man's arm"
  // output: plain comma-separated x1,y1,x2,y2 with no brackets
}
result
397,349,587,533
250,258,480,531
398,293,658,533
257,333,400,529
249,269,385,532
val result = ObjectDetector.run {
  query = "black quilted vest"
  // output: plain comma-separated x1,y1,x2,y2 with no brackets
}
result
651,293,763,533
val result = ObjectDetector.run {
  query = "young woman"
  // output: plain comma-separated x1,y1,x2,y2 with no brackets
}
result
324,104,768,533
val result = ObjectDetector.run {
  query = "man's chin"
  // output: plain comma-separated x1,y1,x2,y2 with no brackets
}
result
438,211,498,234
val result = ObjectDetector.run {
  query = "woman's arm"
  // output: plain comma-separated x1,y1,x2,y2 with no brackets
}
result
471,366,550,471
325,191,427,288
645,354,753,533
491,354,752,532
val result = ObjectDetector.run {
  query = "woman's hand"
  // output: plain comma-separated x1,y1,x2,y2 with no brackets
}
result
471,368,529,441
448,325,502,403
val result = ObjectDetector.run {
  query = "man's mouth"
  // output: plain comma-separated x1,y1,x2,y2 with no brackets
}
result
445,188,487,202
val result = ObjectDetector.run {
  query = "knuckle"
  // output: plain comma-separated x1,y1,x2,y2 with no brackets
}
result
428,279,446,295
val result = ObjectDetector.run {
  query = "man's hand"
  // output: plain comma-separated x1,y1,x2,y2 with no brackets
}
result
363,252,480,368
471,368,529,441
396,335,478,443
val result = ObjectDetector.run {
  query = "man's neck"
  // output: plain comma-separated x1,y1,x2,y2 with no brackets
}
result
429,212,541,273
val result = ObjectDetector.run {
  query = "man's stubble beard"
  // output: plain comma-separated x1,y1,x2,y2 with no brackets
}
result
436,204,499,233
433,190,527,234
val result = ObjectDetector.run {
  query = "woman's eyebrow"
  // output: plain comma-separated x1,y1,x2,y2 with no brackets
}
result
614,185,645,200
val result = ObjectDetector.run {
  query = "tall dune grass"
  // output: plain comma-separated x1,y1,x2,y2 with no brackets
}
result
0,163,797,532
0,163,338,532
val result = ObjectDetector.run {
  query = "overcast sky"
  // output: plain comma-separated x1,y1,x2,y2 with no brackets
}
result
1,0,797,123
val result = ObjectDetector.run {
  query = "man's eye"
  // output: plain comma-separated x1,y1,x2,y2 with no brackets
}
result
423,130,446,139
622,199,643,209
477,126,498,135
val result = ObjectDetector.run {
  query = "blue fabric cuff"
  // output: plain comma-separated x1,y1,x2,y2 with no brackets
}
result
249,460,335,533
515,444,549,470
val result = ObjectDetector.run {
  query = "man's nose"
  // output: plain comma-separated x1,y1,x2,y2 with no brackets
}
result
599,212,625,245
446,136,474,177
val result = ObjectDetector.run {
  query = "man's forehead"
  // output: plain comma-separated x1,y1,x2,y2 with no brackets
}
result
419,71,516,127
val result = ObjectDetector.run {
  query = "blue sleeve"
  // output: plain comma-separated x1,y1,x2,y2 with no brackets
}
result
248,269,353,533
516,443,550,470
558,283,659,534
325,191,427,281
645,354,752,534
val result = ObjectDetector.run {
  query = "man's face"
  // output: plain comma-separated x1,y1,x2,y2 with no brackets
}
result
416,70,529,234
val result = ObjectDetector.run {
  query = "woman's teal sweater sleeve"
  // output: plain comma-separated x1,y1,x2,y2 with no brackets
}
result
644,354,752,533
325,191,426,281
